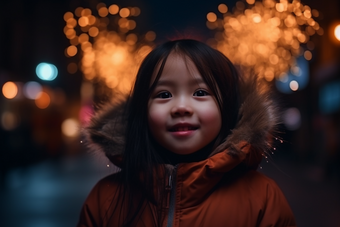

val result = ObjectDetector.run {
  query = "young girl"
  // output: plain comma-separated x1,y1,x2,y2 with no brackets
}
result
78,39,296,227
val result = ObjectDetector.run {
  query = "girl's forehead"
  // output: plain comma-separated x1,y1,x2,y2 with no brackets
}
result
151,53,197,81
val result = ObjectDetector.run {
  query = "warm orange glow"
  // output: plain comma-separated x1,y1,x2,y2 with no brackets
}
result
269,54,279,65
89,27,99,37
252,14,261,23
75,7,83,17
67,62,78,74
79,33,89,43
312,9,319,17
236,2,245,10
303,10,311,18
218,4,228,13
131,7,141,16
109,4,119,14
1,111,19,131
126,33,138,45
66,18,77,28
88,15,96,25
206,21,218,30
118,18,129,28
334,25,340,41
78,16,89,27
317,27,324,35
64,4,156,98
67,45,78,57
276,3,286,12
128,20,136,30
81,41,92,52
207,12,217,22
35,92,50,109
119,8,130,18
264,70,274,82
2,82,18,99
304,50,312,60
81,8,92,16
62,118,79,137
208,0,320,80
145,31,156,41
98,7,109,17
64,12,73,21
65,28,76,39
81,32,153,95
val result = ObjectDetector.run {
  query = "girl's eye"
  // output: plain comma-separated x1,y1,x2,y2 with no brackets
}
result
193,90,209,97
156,91,172,99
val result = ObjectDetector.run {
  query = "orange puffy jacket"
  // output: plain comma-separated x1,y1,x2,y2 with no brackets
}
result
77,142,295,227
78,80,296,227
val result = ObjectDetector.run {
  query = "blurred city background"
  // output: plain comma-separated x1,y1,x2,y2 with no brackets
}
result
0,0,339,226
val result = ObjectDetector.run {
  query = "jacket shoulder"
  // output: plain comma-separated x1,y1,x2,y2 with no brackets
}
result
77,172,123,227
242,170,297,227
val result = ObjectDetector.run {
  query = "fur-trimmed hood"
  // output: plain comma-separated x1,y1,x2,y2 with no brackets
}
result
83,78,279,169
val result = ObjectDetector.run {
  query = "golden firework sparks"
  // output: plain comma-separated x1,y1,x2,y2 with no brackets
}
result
63,3,155,97
207,0,322,82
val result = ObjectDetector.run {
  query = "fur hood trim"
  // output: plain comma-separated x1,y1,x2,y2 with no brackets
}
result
83,78,279,169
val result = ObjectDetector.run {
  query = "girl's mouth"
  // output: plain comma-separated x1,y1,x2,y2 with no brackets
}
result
169,126,197,132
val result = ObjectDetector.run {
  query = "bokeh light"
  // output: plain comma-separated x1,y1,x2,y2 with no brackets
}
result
2,82,18,99
35,91,51,109
1,111,20,131
283,107,301,130
218,4,228,13
319,81,340,114
36,63,58,81
66,45,78,57
275,55,309,93
67,62,78,74
64,3,156,98
62,118,79,137
23,81,42,99
109,4,119,15
334,24,340,41
207,12,217,22
207,0,320,82
290,80,299,91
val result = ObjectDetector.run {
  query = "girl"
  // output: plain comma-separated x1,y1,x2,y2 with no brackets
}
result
78,39,296,227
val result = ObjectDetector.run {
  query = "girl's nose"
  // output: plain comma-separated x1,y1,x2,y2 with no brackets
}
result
171,101,193,117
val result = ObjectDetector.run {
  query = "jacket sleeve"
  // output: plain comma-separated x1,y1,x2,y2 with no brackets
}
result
258,179,297,227
76,174,120,227
77,182,103,227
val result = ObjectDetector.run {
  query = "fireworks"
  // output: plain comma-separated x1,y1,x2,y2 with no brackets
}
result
207,0,322,81
63,3,156,97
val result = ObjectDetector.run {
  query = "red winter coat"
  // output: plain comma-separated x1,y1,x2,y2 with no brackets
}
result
77,141,295,227
78,80,296,227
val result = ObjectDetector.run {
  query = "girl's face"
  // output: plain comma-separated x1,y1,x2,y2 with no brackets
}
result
148,53,222,155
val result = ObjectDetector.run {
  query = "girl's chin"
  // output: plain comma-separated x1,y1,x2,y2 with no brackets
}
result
167,147,201,155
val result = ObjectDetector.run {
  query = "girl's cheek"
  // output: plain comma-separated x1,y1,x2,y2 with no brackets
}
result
148,105,167,127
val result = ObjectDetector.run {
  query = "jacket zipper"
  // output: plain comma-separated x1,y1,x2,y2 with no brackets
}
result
166,166,177,227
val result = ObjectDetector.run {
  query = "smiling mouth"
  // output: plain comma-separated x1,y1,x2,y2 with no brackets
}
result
169,126,198,132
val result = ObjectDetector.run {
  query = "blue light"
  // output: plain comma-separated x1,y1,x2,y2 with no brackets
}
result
36,63,58,81
319,81,340,114
275,56,309,94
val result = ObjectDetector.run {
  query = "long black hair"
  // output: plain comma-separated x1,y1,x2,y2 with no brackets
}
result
113,39,241,226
